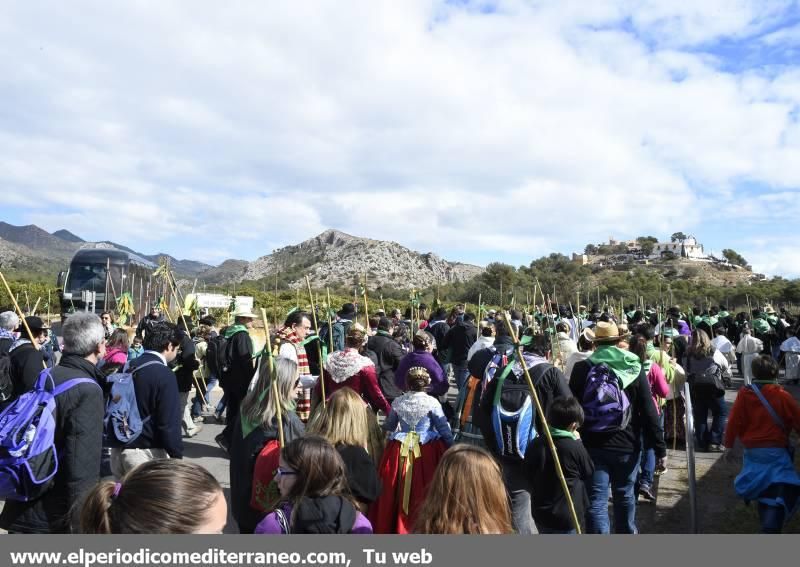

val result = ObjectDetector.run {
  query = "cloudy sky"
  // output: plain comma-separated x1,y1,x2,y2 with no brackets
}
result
2,1,799,276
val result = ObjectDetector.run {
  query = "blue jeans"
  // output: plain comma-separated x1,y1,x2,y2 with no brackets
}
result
639,411,665,489
503,462,536,534
538,527,577,534
452,362,469,392
192,375,219,417
586,448,641,534
758,504,785,534
693,394,728,449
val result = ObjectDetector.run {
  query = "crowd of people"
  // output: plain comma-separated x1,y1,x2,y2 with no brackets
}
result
0,297,799,535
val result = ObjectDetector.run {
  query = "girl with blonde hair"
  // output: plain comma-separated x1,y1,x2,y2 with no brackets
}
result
307,387,382,509
415,445,513,534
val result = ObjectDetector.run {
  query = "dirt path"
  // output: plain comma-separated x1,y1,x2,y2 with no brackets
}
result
637,368,800,533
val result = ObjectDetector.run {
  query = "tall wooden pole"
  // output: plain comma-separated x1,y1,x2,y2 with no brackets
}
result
260,308,284,447
305,276,326,408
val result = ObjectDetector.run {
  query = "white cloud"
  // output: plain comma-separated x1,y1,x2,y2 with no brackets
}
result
0,1,798,275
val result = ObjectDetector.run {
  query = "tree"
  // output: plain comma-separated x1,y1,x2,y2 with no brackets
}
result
722,249,750,269
670,232,687,243
584,244,598,255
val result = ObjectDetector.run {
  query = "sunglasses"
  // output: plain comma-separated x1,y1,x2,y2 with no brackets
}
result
275,467,297,478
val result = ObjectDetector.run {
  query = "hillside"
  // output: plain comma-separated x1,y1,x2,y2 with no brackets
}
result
0,222,483,290
240,229,483,289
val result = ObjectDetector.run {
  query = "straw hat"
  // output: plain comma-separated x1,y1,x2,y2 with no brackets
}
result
763,304,776,315
591,321,625,343
233,308,257,319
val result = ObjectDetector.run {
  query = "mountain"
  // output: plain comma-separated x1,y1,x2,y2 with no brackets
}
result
237,229,483,289
52,229,85,243
0,222,483,289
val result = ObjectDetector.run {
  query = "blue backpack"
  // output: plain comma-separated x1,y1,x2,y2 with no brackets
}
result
482,355,540,462
0,368,99,501
581,362,631,433
105,360,161,445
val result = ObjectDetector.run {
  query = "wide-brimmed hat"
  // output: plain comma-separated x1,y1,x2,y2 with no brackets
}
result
582,327,596,342
763,304,776,315
338,303,356,320
232,308,257,319
17,316,49,334
592,321,626,343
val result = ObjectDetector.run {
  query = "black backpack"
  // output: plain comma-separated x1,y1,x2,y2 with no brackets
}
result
0,354,14,405
206,334,228,379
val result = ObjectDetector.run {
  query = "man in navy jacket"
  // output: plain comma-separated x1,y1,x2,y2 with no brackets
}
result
109,322,183,478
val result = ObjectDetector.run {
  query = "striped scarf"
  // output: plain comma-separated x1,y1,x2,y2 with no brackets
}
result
281,328,311,421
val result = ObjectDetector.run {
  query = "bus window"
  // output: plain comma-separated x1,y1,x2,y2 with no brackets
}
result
67,263,106,293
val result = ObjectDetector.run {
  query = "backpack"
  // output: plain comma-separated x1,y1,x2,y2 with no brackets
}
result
205,334,227,379
250,439,282,513
581,362,632,433
320,321,351,353
0,368,99,501
686,356,725,395
479,346,512,401
104,360,161,445
486,360,539,461
0,353,14,405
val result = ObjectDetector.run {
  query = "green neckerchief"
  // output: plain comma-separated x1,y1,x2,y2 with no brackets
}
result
377,330,393,339
650,349,675,383
549,426,579,440
646,342,656,357
589,345,642,388
224,324,248,338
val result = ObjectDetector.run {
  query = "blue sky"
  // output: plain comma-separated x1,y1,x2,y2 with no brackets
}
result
1,1,799,276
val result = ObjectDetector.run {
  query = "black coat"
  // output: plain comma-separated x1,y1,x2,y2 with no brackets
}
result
222,330,254,400
107,352,183,458
9,341,45,397
524,435,594,531
440,321,477,365
337,444,381,505
172,330,198,393
367,333,405,401
0,354,104,533
229,413,305,534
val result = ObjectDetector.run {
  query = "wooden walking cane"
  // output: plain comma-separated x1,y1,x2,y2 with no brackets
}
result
305,276,326,409
0,271,47,370
260,308,284,448
500,311,582,534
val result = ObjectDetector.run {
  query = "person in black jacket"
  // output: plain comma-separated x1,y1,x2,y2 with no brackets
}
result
8,316,49,394
366,317,405,403
135,305,165,339
569,320,666,534
474,322,571,535
0,312,105,533
0,310,19,356
427,308,451,366
217,311,256,452
174,316,201,438
440,312,477,391
109,322,184,478
524,396,594,534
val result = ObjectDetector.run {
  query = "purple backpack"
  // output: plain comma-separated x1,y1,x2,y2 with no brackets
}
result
581,363,632,433
0,368,99,501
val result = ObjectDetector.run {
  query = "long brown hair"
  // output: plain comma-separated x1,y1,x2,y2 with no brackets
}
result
688,329,713,359
282,436,355,506
80,460,223,534
414,445,513,534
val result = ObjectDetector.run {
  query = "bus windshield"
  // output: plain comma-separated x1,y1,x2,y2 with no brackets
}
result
67,263,107,293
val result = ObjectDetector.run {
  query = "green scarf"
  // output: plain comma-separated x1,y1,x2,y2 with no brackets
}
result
589,345,642,388
377,330,393,339
549,426,579,440
224,324,257,358
650,349,675,383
